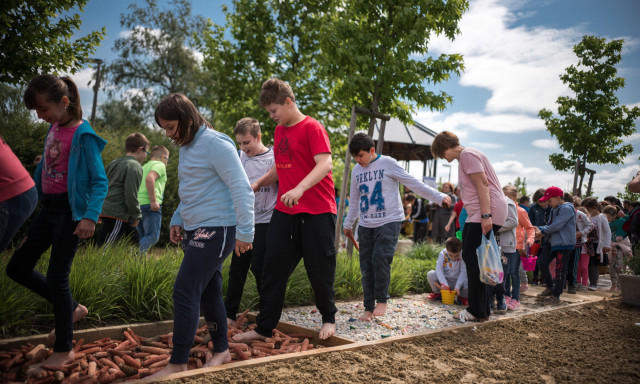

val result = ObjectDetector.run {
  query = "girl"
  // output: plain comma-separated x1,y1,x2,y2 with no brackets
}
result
581,197,611,291
149,94,254,378
574,206,594,292
7,75,108,373
432,182,457,243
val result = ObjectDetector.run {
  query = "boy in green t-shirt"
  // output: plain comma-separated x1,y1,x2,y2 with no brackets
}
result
137,145,169,253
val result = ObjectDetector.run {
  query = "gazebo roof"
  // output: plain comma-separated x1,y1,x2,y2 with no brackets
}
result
371,117,438,162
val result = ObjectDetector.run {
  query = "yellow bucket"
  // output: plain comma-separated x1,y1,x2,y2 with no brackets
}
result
441,289,455,305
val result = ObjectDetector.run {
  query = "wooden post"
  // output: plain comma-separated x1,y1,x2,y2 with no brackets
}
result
376,119,387,154
586,170,595,196
572,159,580,197
335,106,359,250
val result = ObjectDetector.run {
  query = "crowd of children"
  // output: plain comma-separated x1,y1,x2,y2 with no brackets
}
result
2,74,639,379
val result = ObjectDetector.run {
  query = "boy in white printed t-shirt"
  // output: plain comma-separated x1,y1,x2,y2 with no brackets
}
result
343,133,451,321
225,117,277,325
427,237,468,306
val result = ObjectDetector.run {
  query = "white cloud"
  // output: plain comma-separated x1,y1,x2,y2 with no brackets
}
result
415,110,545,133
469,142,504,149
627,101,640,109
532,139,558,149
428,0,583,114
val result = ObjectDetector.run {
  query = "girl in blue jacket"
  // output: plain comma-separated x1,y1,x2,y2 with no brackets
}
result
149,93,254,378
7,75,108,375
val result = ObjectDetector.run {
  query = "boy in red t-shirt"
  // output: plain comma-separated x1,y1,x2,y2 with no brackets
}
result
234,78,338,341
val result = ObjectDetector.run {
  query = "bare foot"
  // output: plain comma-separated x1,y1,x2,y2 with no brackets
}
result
203,349,232,367
28,350,75,378
609,285,618,291
48,304,89,341
318,323,336,340
232,330,266,342
227,318,236,328
372,302,387,317
146,363,187,380
359,311,373,321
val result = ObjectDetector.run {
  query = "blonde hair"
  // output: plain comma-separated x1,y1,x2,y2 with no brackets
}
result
503,185,518,200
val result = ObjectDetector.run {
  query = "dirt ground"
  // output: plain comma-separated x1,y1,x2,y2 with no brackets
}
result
166,299,640,384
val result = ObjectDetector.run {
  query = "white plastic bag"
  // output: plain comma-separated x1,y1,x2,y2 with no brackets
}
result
476,231,503,286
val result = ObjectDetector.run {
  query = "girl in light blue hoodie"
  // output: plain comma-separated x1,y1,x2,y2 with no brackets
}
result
150,94,254,378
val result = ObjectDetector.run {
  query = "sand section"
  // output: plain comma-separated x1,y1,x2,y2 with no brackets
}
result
165,299,640,384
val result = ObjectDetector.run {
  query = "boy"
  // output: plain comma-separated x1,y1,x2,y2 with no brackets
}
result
96,133,149,247
534,186,576,303
137,145,170,253
603,205,632,291
225,117,277,325
343,133,450,321
426,237,468,305
234,78,337,341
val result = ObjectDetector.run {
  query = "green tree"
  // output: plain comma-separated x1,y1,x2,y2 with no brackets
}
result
617,184,640,203
94,99,147,133
539,35,640,195
513,177,528,197
0,83,49,174
200,0,342,142
319,0,468,131
105,0,208,119
0,0,105,85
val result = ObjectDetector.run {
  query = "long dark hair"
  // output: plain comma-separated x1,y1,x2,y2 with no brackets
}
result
24,75,82,121
155,93,211,147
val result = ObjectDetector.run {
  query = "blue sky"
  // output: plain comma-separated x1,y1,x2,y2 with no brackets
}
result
69,0,640,198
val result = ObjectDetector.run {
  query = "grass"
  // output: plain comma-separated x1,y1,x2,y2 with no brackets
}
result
0,240,443,338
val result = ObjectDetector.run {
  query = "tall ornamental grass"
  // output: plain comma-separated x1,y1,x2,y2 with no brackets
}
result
1,241,440,338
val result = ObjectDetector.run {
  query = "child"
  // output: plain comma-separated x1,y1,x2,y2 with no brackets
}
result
233,78,337,342
427,237,467,305
7,75,108,373
96,133,149,247
149,94,254,378
343,133,450,321
137,145,170,253
0,137,38,253
528,188,551,285
502,185,527,310
574,206,594,292
603,205,632,291
582,197,611,291
534,187,576,303
515,192,535,294
225,117,277,325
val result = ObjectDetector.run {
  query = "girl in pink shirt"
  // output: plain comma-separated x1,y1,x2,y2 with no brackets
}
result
431,131,508,322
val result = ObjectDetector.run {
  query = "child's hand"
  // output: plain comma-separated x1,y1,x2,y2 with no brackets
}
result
169,225,183,244
74,219,96,239
441,196,452,208
454,288,460,295
440,284,450,291
281,187,304,208
616,236,623,242
445,224,451,232
343,228,353,238
150,202,160,212
235,240,253,257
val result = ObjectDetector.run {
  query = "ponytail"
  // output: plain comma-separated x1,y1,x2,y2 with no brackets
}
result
60,76,82,121
24,74,83,121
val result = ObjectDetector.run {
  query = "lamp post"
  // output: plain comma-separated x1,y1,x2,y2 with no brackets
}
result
88,58,103,125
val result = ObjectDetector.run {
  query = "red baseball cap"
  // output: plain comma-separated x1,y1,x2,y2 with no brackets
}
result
539,186,563,202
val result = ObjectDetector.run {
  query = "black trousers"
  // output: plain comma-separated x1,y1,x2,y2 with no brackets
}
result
255,210,337,337
462,222,501,319
225,222,269,320
95,217,139,247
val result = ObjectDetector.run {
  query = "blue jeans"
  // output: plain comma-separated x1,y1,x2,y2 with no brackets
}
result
0,186,38,254
502,252,521,301
137,204,162,253
6,193,81,352
170,226,235,364
357,221,402,313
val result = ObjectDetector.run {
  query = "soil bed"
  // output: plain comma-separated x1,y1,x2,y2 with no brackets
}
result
165,299,640,384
